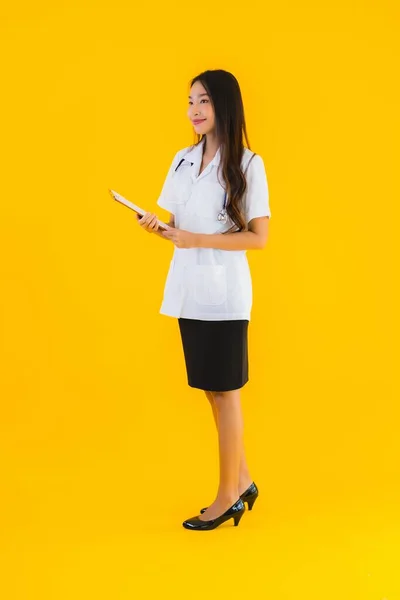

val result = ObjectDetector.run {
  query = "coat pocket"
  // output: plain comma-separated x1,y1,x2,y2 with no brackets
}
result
194,265,227,306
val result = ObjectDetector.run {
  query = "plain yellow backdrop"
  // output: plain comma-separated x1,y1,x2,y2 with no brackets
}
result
1,1,399,598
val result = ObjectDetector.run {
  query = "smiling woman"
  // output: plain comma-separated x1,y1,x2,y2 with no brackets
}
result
136,68,271,531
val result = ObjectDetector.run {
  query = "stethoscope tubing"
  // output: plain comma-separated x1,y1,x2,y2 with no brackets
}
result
174,158,227,221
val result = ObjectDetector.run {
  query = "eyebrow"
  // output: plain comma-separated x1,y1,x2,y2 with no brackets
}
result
188,93,209,99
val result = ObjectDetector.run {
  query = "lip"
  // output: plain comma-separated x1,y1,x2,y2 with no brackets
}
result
192,119,206,124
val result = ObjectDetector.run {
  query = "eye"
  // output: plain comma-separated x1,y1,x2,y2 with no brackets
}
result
188,99,209,104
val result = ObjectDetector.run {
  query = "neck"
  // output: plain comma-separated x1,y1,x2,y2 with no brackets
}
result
203,133,219,158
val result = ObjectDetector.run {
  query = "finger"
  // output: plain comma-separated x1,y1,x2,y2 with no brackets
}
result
149,215,158,230
140,212,152,224
138,212,149,225
142,213,156,231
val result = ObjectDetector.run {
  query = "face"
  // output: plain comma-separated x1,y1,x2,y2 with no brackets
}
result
187,80,215,136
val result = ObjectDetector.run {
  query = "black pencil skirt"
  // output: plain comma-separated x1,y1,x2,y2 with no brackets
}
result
178,318,249,392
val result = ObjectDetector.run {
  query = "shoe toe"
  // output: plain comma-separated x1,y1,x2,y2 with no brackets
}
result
182,516,201,529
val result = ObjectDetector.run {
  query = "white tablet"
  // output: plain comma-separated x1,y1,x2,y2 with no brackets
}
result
109,189,171,231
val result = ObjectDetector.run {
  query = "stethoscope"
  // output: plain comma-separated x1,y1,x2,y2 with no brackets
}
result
174,157,228,224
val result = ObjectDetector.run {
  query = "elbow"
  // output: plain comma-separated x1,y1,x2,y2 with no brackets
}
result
256,235,268,250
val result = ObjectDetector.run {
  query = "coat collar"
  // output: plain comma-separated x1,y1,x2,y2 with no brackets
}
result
181,138,221,181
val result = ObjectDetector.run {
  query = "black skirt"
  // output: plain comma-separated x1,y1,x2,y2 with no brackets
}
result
178,318,249,392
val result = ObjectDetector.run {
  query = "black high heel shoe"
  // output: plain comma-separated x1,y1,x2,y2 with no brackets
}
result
200,481,259,514
182,498,245,531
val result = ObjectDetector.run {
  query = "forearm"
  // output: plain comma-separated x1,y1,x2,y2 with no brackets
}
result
154,228,170,240
195,231,264,250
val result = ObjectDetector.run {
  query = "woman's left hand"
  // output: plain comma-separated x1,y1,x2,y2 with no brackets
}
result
162,227,198,248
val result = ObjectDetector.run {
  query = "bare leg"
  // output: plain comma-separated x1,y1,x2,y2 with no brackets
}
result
204,391,253,494
200,389,245,521
205,390,219,431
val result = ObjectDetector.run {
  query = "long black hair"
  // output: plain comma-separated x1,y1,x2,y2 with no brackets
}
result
188,69,256,233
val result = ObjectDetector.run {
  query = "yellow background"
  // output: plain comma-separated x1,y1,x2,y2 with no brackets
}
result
1,1,399,598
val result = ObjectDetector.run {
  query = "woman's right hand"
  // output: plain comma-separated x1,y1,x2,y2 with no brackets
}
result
136,212,160,233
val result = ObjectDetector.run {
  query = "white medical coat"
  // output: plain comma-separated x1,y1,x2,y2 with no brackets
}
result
156,138,271,321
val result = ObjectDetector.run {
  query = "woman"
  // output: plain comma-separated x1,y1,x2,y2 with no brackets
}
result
136,69,271,531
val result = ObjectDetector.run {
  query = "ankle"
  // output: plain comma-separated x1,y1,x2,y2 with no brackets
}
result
239,476,253,492
216,491,241,505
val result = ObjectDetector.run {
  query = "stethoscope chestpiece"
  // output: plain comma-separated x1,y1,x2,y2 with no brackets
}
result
217,209,228,223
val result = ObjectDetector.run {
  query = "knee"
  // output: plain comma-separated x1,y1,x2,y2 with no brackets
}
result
204,390,214,404
212,391,228,407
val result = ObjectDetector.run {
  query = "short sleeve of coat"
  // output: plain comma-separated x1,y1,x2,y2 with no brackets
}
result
244,154,272,224
156,149,186,215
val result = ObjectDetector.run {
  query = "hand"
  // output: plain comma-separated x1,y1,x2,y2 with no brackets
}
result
136,212,160,233
162,227,198,248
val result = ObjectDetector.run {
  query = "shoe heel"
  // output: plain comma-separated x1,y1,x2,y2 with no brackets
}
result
233,510,244,526
247,495,258,511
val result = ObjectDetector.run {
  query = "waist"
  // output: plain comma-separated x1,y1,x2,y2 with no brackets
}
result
172,247,248,266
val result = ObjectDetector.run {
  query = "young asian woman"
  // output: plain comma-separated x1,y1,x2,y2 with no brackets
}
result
136,69,271,531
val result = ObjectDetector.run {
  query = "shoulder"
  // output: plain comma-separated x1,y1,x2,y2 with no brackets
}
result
241,148,266,174
173,143,196,160
242,147,255,164
175,145,192,157
162,145,193,171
